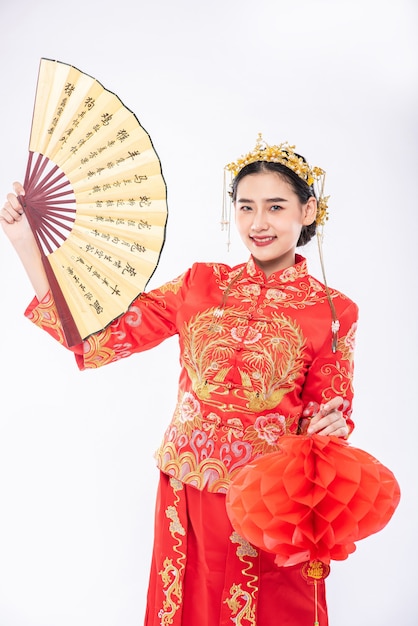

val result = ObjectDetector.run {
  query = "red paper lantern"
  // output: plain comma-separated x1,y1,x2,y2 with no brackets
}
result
225,435,400,567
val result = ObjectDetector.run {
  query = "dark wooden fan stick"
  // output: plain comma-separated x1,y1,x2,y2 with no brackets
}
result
21,150,82,347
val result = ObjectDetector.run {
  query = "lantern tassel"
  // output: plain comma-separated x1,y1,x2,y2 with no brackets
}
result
314,579,320,626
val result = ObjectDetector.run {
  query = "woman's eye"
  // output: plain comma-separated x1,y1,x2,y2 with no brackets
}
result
270,205,282,211
240,205,252,211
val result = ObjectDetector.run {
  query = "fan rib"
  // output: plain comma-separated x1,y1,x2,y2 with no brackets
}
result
38,219,71,246
29,199,76,209
25,152,50,191
29,162,61,195
36,209,76,225
23,151,77,253
36,225,58,254
41,255,82,346
35,171,74,199
36,190,76,203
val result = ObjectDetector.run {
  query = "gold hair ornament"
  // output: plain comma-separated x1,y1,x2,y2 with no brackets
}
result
222,135,329,248
226,134,319,186
221,134,338,352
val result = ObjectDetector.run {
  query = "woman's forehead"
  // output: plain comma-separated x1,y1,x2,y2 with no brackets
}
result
236,171,295,197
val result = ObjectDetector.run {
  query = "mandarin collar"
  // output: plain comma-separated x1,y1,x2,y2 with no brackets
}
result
244,254,309,285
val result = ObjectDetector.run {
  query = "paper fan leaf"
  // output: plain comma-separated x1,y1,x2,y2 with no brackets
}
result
22,58,168,346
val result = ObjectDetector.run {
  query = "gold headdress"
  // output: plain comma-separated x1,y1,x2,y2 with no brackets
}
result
223,133,329,232
222,134,339,352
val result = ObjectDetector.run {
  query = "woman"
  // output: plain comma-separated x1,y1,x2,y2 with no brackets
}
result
1,138,358,625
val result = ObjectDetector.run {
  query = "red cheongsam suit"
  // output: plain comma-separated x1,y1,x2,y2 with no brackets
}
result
25,255,358,626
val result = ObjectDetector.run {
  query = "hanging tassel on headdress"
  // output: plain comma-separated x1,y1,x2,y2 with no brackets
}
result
317,226,339,353
314,173,339,353
221,168,232,251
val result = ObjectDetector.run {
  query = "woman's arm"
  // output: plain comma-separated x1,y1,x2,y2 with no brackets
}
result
300,300,359,439
2,183,188,370
1,182,50,300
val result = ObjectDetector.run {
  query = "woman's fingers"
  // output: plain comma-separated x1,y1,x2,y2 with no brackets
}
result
309,417,349,438
1,185,25,224
12,181,25,197
1,198,23,223
307,396,349,437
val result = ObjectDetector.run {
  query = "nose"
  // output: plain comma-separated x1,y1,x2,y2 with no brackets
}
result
251,210,268,232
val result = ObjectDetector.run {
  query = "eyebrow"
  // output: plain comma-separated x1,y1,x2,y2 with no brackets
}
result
236,196,289,203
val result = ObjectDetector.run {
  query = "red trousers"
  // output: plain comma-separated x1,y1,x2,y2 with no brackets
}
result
145,472,328,626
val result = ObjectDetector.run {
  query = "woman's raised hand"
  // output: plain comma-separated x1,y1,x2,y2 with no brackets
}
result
1,182,50,300
0,182,34,246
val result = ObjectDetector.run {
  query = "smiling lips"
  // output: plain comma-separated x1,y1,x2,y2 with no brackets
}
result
250,235,276,247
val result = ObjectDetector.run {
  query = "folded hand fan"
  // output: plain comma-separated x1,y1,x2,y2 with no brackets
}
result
21,58,168,346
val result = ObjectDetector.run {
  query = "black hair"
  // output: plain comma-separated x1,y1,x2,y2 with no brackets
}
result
231,160,317,247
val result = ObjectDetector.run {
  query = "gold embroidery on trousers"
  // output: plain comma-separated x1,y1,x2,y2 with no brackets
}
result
158,479,186,625
224,532,259,626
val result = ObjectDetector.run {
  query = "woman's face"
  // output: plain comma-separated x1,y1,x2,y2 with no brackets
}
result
234,171,317,277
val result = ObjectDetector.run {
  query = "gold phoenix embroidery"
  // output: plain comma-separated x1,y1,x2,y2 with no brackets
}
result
182,306,306,413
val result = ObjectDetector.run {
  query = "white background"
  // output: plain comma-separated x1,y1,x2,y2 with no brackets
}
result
0,0,417,624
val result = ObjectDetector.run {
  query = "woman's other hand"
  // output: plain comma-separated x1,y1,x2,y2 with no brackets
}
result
306,396,349,438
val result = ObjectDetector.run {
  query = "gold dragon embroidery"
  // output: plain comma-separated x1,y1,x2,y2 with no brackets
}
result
225,584,256,626
158,479,186,625
224,532,258,626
